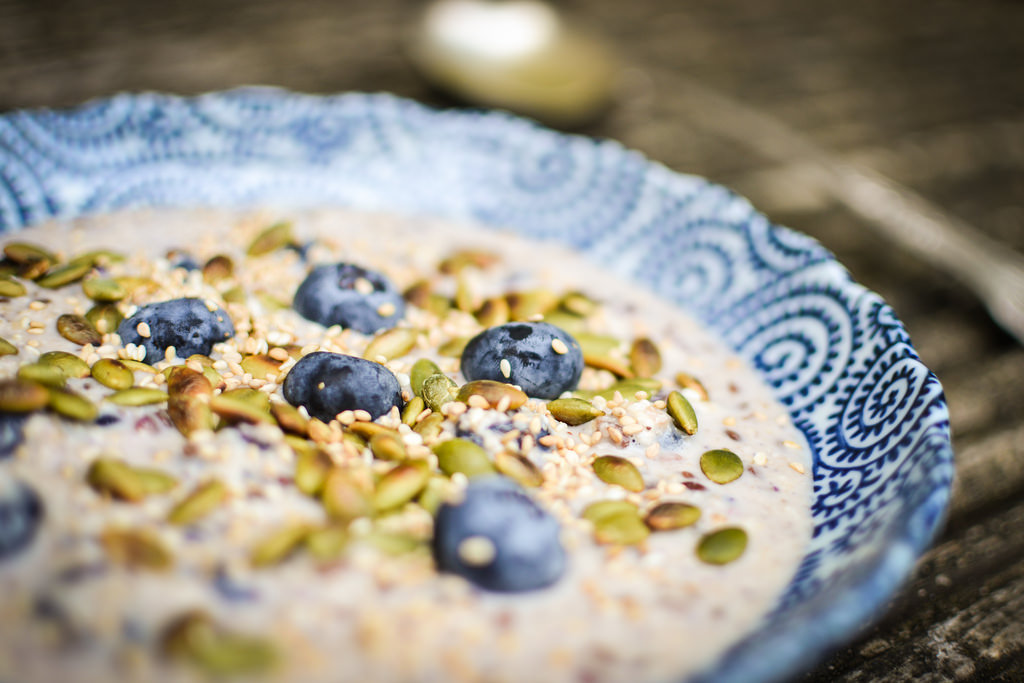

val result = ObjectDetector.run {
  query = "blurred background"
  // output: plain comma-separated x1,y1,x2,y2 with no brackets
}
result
2,0,1024,680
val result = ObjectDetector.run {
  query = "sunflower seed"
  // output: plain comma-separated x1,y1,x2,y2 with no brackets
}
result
700,449,744,484
433,438,495,478
696,527,747,564
592,455,645,492
667,390,698,435
645,502,701,531
167,480,229,526
57,314,102,346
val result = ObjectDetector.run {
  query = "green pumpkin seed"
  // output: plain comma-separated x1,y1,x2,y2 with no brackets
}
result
541,310,586,335
202,255,234,283
271,401,309,436
0,378,50,412
475,296,510,327
559,291,599,318
403,279,433,308
584,353,634,379
592,455,645,492
507,289,558,321
246,221,295,256
590,377,663,402
39,351,91,379
696,527,748,564
401,396,425,426
575,332,621,357
345,422,399,442
167,367,215,435
167,480,229,526
106,387,168,406
210,391,274,425
132,467,179,495
581,499,640,523
305,525,349,561
250,521,313,567
426,294,453,317
119,358,158,374
240,354,283,380
161,610,277,676
294,448,332,496
645,502,701,531
433,438,495,478
67,249,125,269
675,371,709,401
592,509,650,545
18,363,67,388
81,277,126,302
438,336,471,358
321,467,374,521
362,531,423,555
224,286,247,305
412,412,445,441
0,336,17,357
86,457,174,501
91,358,135,390
454,270,477,313
36,260,92,289
373,462,430,511
547,397,603,426
47,388,97,421
493,451,543,487
114,275,159,297
417,475,449,515
363,327,418,362
410,358,443,397
700,449,744,484
370,432,408,462
667,390,698,435
3,242,55,265
629,338,662,378
421,373,459,412
85,303,124,335
456,380,527,410
0,277,26,298
439,249,499,274
57,313,102,346
101,527,173,570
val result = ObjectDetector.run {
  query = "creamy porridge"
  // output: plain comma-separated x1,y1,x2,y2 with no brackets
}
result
0,208,813,682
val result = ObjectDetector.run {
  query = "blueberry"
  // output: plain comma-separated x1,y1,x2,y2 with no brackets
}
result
282,351,403,421
293,263,404,334
460,322,584,399
0,413,27,459
166,250,199,271
117,298,235,364
0,474,43,560
433,476,566,592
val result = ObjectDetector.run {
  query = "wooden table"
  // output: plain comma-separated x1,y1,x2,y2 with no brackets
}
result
2,0,1023,679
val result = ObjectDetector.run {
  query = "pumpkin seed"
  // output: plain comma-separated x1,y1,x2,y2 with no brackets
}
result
3,242,54,265
696,527,747,564
433,438,495,478
575,332,621,357
16,259,51,280
57,313,102,346
161,610,277,676
167,367,215,435
438,336,471,358
410,358,443,397
132,468,179,495
0,277,26,297
507,289,558,321
202,255,234,283
421,373,459,412
86,457,174,501
37,351,89,379
210,391,274,425
119,358,157,374
321,467,374,521
114,275,159,297
36,260,92,289
547,397,603,425
294,448,332,496
363,327,418,362
0,379,48,413
255,291,289,311
373,462,430,511
667,390,698,435
106,387,168,406
90,358,135,389
81,277,126,302
590,377,662,401
246,221,295,256
426,294,453,317
592,509,650,545
223,286,247,304
362,531,423,555
592,455,645,492
167,480,229,526
0,336,16,357
559,291,599,318
645,502,701,531
456,380,527,410
700,449,744,484
305,525,348,561
475,296,510,327
101,527,173,570
585,353,634,379
370,432,407,462
250,521,313,567
412,412,445,441
454,270,477,313
629,338,662,378
47,388,97,421
417,475,449,515
401,396,425,426
271,401,308,436
403,279,433,308
675,371,709,401
493,451,543,487
581,499,640,524
439,249,499,274
18,363,67,388
346,421,399,441
85,304,124,335
240,354,282,380
541,310,586,335
67,249,125,269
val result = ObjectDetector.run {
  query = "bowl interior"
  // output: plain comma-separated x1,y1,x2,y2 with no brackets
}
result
0,89,954,682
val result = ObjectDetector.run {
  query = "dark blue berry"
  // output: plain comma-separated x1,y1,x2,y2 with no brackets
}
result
460,322,583,399
293,263,404,334
0,413,27,459
166,250,199,271
282,351,403,421
0,475,43,560
433,476,566,592
117,298,235,364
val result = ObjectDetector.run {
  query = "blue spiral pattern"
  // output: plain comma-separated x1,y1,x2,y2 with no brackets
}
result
0,89,953,683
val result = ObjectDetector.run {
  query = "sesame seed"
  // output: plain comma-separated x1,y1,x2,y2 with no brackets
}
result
456,536,496,567
353,410,372,422
499,358,511,378
317,382,326,390
789,461,806,474
377,302,396,317
753,452,768,466
354,278,374,295
551,338,569,355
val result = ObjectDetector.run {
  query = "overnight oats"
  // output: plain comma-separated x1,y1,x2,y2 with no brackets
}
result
0,208,814,683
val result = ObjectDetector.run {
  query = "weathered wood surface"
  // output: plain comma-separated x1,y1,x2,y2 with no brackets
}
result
2,0,1023,679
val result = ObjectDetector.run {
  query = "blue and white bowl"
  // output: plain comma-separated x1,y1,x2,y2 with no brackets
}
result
0,88,953,682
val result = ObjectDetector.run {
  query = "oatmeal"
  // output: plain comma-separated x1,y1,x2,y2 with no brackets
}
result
0,208,813,682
